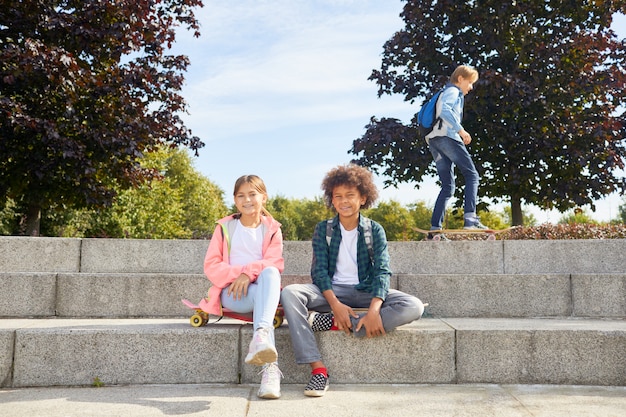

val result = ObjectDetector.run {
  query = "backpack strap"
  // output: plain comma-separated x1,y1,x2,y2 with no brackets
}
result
362,217,374,265
325,219,333,245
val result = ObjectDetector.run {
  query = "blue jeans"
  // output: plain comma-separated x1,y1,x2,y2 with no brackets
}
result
280,283,424,364
220,266,281,331
428,136,480,229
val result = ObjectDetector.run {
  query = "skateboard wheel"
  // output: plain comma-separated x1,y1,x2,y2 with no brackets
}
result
487,234,496,241
190,314,205,327
273,315,283,328
433,234,441,241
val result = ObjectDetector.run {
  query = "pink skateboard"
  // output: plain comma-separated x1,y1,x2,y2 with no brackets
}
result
181,298,284,328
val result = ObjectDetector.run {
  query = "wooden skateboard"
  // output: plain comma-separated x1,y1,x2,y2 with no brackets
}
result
413,226,518,241
182,298,285,328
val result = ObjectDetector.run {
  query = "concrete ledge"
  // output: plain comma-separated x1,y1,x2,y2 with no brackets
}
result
399,274,572,318
0,273,57,317
79,240,315,275
6,318,454,387
283,242,312,275
0,237,81,272
2,272,623,319
12,319,239,387
0,328,15,386
504,240,626,274
80,239,209,274
572,274,626,318
241,319,456,385
0,320,36,387
449,318,626,386
390,241,504,274
2,237,625,275
3,318,625,388
56,273,208,318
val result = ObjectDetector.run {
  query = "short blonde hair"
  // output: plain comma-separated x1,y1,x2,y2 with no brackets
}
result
450,65,478,83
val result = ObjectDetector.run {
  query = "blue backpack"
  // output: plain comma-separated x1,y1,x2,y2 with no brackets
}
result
417,89,444,138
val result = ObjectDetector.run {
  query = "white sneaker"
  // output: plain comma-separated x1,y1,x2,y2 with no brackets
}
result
257,362,282,399
245,328,278,366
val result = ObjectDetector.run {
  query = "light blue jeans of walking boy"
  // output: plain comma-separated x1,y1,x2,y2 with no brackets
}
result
428,135,480,229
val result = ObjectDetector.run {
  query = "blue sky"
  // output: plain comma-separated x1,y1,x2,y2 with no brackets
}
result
171,1,626,223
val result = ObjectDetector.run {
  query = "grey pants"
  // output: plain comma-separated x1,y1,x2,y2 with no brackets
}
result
280,283,424,364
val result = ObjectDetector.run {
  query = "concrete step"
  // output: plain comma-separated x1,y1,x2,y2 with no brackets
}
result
1,317,624,388
400,273,626,318
2,272,624,319
0,272,311,318
2,237,626,275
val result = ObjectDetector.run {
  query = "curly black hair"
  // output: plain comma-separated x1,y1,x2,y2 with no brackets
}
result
321,164,378,209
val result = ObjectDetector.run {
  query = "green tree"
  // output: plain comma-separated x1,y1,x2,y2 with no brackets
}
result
164,149,229,239
351,1,626,226
294,197,333,240
268,196,299,241
619,199,626,224
269,196,332,240
0,0,204,236
364,200,416,241
501,206,538,227
559,208,599,225
0,198,18,235
31,147,227,238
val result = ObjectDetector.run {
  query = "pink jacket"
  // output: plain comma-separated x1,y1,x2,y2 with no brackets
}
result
202,214,284,315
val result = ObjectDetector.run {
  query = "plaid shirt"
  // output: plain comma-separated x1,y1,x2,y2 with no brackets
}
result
311,214,391,300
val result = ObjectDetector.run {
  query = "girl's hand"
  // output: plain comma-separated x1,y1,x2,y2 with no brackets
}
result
227,273,251,300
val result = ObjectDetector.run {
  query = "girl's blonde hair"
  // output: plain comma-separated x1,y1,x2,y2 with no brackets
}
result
450,65,479,83
233,175,272,217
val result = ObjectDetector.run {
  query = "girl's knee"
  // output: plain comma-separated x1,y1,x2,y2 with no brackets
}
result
264,265,280,276
259,266,281,282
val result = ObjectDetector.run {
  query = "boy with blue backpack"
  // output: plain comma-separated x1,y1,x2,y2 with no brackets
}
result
418,65,486,239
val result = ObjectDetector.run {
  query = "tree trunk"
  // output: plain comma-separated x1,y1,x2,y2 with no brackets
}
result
20,204,41,236
510,196,524,226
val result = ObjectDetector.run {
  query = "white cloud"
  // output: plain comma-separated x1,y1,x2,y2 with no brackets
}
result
177,1,413,139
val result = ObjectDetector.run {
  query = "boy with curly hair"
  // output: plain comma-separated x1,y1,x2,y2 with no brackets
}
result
281,164,425,397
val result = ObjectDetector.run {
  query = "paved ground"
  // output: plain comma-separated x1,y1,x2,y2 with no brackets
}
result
1,384,625,416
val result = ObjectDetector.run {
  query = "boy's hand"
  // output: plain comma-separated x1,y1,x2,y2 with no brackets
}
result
331,302,359,335
459,129,472,145
356,311,386,338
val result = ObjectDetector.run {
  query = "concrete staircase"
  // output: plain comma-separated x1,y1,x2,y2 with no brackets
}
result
0,237,624,388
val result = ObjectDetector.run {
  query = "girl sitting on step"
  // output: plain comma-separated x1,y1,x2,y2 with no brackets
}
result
201,174,284,399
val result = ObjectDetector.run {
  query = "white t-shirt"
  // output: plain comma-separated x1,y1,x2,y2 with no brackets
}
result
332,223,359,285
229,220,263,265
